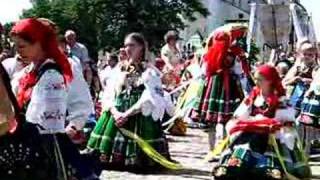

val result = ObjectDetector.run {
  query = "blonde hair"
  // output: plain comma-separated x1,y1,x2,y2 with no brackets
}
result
297,38,317,52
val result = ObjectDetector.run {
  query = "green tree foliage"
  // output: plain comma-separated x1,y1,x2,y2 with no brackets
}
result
22,0,209,59
0,22,14,51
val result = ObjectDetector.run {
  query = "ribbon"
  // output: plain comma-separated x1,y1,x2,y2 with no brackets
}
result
269,134,300,180
204,136,230,162
118,128,183,170
162,80,202,128
295,131,308,163
162,98,196,128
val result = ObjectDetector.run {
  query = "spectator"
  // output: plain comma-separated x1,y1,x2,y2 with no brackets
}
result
161,30,181,71
65,30,90,67
275,52,292,69
276,61,290,79
283,39,317,113
99,53,119,90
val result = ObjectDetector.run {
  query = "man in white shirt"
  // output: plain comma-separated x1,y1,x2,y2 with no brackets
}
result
98,53,119,90
58,37,94,139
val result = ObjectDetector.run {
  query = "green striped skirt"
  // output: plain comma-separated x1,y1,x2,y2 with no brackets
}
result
191,73,244,124
87,90,170,168
216,132,310,179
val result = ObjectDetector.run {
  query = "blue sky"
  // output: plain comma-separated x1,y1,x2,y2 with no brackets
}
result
0,0,319,39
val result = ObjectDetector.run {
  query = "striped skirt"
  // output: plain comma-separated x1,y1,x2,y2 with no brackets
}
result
87,91,170,168
191,73,244,124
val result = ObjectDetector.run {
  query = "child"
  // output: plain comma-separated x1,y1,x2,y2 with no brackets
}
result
87,33,174,170
213,65,310,180
283,40,317,114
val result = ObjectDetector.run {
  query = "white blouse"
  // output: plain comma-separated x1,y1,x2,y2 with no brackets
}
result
25,68,68,134
102,66,174,121
137,67,175,121
14,58,94,133
233,94,295,122
231,94,297,150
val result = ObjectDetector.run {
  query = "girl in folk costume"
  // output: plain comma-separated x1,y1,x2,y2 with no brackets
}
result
190,24,250,150
10,18,97,180
87,33,175,170
39,18,95,146
283,40,317,114
297,67,320,154
213,65,310,180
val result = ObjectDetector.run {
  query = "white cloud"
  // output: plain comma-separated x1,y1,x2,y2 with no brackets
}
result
0,0,32,24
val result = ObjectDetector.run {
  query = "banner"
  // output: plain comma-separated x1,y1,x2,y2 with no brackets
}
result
256,4,291,48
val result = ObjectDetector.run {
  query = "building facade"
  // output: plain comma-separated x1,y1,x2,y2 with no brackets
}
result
181,0,266,46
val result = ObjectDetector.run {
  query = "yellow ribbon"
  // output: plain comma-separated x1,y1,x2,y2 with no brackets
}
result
295,132,308,163
162,80,201,131
175,80,202,112
119,128,183,170
269,134,300,180
204,136,230,162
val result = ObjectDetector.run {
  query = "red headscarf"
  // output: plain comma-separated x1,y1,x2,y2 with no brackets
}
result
204,28,248,76
204,31,231,76
245,65,285,114
256,64,285,97
11,18,73,108
230,28,246,42
230,28,250,75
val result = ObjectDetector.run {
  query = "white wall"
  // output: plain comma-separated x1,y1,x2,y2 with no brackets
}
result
181,0,251,43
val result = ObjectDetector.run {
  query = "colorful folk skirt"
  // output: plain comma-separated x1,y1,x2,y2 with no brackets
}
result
0,129,95,180
87,91,170,168
213,132,310,179
190,73,244,124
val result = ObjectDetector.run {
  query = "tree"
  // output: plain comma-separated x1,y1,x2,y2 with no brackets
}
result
1,22,14,50
22,0,209,59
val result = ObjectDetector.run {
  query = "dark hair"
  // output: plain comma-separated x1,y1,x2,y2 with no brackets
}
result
164,30,178,43
109,53,118,62
125,32,147,60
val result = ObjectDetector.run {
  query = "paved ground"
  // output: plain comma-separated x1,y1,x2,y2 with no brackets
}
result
100,128,320,180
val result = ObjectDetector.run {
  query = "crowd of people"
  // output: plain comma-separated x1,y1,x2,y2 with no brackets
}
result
0,17,319,180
